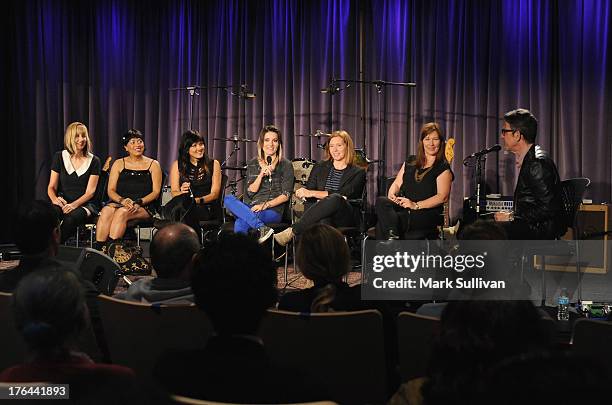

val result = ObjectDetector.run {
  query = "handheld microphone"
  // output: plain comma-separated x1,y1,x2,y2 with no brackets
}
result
266,156,272,183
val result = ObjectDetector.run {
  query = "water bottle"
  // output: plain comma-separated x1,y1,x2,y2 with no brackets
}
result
557,288,570,321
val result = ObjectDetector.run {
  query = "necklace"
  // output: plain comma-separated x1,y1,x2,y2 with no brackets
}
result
414,165,434,183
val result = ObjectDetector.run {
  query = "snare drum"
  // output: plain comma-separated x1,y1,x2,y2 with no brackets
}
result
291,158,316,216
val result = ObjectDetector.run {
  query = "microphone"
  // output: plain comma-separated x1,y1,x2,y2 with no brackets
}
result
266,156,272,183
463,144,502,165
321,85,340,94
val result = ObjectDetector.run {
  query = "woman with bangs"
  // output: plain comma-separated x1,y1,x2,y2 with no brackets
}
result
47,122,101,243
167,130,222,237
274,130,366,246
223,125,294,243
375,122,453,240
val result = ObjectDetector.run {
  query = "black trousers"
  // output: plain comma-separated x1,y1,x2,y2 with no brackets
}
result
293,193,356,235
375,196,439,240
54,205,90,243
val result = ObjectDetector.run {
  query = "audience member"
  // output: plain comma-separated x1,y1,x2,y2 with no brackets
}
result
0,269,135,398
391,301,553,405
115,223,199,304
153,233,328,403
278,223,366,312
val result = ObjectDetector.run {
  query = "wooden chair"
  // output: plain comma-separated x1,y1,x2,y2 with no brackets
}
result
258,309,387,405
96,294,213,377
396,311,440,381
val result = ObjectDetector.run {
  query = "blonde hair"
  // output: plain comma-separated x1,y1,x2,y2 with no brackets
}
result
64,122,92,157
324,130,355,166
257,125,283,163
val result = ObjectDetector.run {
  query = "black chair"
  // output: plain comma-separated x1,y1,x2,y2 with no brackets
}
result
572,318,612,375
72,168,110,248
198,174,228,243
526,177,590,305
127,170,168,246
337,186,368,275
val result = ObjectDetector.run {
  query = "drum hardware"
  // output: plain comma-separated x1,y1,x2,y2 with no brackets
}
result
213,137,257,143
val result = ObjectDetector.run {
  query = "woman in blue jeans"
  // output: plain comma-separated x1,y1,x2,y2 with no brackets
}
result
224,125,294,243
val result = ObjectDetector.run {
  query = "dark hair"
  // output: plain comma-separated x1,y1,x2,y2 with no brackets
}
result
13,200,60,255
191,233,277,334
12,269,87,354
423,301,552,405
150,222,200,278
458,220,508,240
296,224,351,312
415,122,447,169
503,109,538,144
256,124,283,162
121,128,144,146
178,130,211,177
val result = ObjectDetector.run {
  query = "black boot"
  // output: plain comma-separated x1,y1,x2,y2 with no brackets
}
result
387,230,400,240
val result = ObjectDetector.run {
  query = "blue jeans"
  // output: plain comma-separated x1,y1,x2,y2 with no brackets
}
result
224,195,282,234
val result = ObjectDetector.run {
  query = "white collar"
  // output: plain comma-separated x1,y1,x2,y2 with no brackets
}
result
62,150,93,177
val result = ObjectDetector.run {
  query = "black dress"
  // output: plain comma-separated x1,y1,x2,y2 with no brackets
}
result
178,159,220,221
112,159,159,216
50,151,101,241
376,156,453,239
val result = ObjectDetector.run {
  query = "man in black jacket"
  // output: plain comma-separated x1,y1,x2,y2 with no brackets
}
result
495,109,565,239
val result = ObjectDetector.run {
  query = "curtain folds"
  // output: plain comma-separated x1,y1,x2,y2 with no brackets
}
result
4,0,610,241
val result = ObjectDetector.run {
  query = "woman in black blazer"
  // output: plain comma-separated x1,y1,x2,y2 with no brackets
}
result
274,130,366,246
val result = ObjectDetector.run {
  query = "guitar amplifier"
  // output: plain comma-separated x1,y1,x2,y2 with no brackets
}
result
484,195,514,212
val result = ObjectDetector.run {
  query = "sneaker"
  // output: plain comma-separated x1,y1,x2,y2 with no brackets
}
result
273,227,294,246
258,226,274,244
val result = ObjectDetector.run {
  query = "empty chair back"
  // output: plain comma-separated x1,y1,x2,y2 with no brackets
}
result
0,292,27,371
258,309,387,405
96,294,213,377
572,318,612,374
397,311,440,381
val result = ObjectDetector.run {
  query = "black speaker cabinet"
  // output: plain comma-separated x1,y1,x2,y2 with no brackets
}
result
537,204,611,274
57,246,122,295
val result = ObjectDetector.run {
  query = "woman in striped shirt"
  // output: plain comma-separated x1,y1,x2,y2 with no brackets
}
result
274,130,366,246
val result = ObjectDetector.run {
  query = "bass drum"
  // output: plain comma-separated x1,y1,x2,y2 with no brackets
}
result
291,158,316,217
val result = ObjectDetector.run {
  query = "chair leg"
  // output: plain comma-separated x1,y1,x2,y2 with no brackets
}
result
136,226,141,246
75,227,80,248
540,255,546,306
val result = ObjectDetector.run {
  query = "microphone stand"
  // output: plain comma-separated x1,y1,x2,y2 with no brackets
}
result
324,78,416,196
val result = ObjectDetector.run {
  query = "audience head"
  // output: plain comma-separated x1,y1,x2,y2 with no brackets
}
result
150,222,200,279
64,122,92,157
423,301,552,405
416,122,446,168
257,124,283,162
503,108,538,144
191,233,277,335
479,351,609,405
325,130,355,166
12,269,87,357
13,200,61,256
296,224,350,284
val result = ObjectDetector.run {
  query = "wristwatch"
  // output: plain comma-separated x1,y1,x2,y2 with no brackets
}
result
414,201,420,210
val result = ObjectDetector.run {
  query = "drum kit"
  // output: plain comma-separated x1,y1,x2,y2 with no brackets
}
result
215,132,376,206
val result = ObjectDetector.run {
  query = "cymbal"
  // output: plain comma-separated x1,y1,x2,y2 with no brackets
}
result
213,137,256,143
296,132,331,138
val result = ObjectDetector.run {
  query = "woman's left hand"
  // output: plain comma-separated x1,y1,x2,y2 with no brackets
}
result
62,203,75,214
251,203,268,212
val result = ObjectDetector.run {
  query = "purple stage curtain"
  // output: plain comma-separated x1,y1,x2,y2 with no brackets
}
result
3,0,611,241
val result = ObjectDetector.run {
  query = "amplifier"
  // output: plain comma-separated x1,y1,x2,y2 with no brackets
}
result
536,204,611,274
485,195,514,212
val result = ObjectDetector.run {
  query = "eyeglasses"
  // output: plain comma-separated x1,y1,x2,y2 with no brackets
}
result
500,129,515,135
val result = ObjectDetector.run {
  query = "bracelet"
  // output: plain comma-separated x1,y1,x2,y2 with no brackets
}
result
134,198,143,206
414,201,420,210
